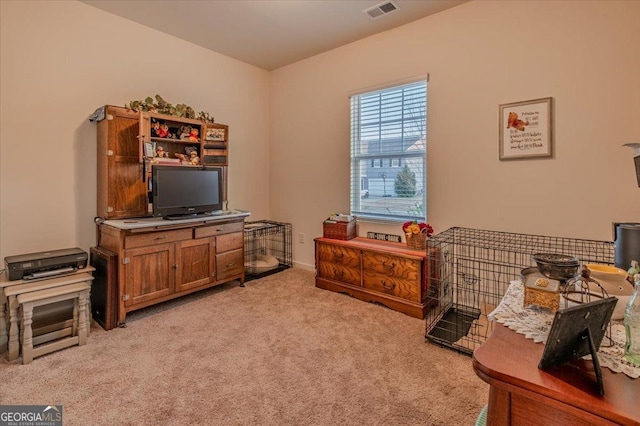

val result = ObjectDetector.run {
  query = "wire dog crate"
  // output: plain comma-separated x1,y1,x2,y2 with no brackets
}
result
424,227,615,355
244,220,292,281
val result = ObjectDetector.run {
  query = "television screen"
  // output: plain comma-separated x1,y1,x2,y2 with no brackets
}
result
152,165,224,219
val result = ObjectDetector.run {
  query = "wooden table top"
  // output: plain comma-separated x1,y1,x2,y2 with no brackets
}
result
473,323,640,425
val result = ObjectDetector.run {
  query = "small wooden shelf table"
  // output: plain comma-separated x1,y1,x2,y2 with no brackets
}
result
1,267,94,362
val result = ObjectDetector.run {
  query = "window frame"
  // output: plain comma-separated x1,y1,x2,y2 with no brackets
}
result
349,78,428,223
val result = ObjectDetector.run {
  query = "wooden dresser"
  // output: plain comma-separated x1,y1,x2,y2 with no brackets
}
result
473,323,640,425
314,237,435,318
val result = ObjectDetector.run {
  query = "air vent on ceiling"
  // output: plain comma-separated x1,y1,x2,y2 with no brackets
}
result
364,1,399,19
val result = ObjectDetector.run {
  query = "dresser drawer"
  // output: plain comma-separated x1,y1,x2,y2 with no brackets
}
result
362,251,420,278
195,221,244,238
316,262,361,287
216,232,244,253
124,229,192,249
316,243,360,268
216,249,244,280
362,270,420,302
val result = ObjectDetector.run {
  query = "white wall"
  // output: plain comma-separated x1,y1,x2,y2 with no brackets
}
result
1,1,639,269
271,0,640,268
0,1,271,260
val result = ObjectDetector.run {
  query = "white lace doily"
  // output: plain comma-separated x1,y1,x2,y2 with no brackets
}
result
488,280,640,379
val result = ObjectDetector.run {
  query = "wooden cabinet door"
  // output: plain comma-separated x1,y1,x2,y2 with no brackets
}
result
97,106,147,219
175,237,215,292
123,243,174,307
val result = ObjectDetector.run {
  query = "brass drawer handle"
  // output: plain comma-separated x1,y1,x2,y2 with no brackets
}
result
225,262,237,268
216,227,225,232
154,236,168,240
332,267,344,277
332,250,344,259
382,261,395,270
381,279,396,291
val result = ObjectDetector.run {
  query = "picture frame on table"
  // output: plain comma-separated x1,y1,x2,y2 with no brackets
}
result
205,128,226,141
499,97,553,160
144,142,154,158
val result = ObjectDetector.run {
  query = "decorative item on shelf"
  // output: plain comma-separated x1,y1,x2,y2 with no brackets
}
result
125,94,215,123
624,273,640,366
206,128,226,141
157,123,170,138
150,120,160,137
522,273,560,312
532,253,580,289
179,125,192,141
155,147,167,158
575,264,634,320
402,221,433,250
189,151,200,165
323,216,357,240
629,260,640,281
175,153,188,164
189,128,199,142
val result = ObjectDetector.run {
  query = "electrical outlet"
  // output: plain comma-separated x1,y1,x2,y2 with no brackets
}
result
299,232,305,244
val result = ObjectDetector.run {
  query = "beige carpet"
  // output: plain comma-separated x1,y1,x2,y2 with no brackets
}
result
0,268,488,425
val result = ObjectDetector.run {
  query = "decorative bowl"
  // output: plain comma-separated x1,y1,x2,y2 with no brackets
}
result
532,253,580,282
584,264,630,292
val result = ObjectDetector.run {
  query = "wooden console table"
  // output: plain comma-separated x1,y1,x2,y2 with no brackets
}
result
473,323,640,425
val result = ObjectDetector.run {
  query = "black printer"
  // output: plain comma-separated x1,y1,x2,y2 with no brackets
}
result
4,247,88,281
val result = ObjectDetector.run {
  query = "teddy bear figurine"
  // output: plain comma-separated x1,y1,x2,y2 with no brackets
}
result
188,128,199,142
157,123,170,138
189,151,200,165
150,121,160,137
179,125,192,141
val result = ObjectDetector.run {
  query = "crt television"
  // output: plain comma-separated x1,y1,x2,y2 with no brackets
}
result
152,165,224,219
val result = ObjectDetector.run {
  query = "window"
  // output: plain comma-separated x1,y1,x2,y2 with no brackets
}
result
350,80,427,222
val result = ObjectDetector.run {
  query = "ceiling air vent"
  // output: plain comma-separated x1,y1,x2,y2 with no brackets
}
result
364,1,399,19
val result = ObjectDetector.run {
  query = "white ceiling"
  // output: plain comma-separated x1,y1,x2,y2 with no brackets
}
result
81,0,469,71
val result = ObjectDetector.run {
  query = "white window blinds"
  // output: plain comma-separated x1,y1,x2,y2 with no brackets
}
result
350,80,427,221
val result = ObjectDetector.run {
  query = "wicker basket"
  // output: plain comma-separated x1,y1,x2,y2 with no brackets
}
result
405,232,427,250
323,219,357,240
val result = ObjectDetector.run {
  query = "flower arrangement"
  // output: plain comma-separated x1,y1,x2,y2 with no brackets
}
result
402,221,434,250
402,221,434,237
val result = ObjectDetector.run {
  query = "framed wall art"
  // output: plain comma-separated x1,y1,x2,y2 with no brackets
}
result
205,128,226,141
499,97,553,160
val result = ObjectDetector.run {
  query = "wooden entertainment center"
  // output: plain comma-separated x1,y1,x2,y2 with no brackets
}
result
97,214,248,327
94,105,230,219
91,105,247,328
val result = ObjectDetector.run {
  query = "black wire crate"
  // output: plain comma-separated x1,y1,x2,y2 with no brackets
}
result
244,220,292,281
424,227,615,355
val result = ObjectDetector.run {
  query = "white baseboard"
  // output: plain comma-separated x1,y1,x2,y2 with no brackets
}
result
292,260,315,272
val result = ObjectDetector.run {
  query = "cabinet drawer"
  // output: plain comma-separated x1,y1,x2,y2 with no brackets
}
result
316,262,361,287
195,221,244,238
216,232,244,253
362,270,420,302
362,251,420,278
124,229,192,249
216,249,244,280
316,243,360,268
